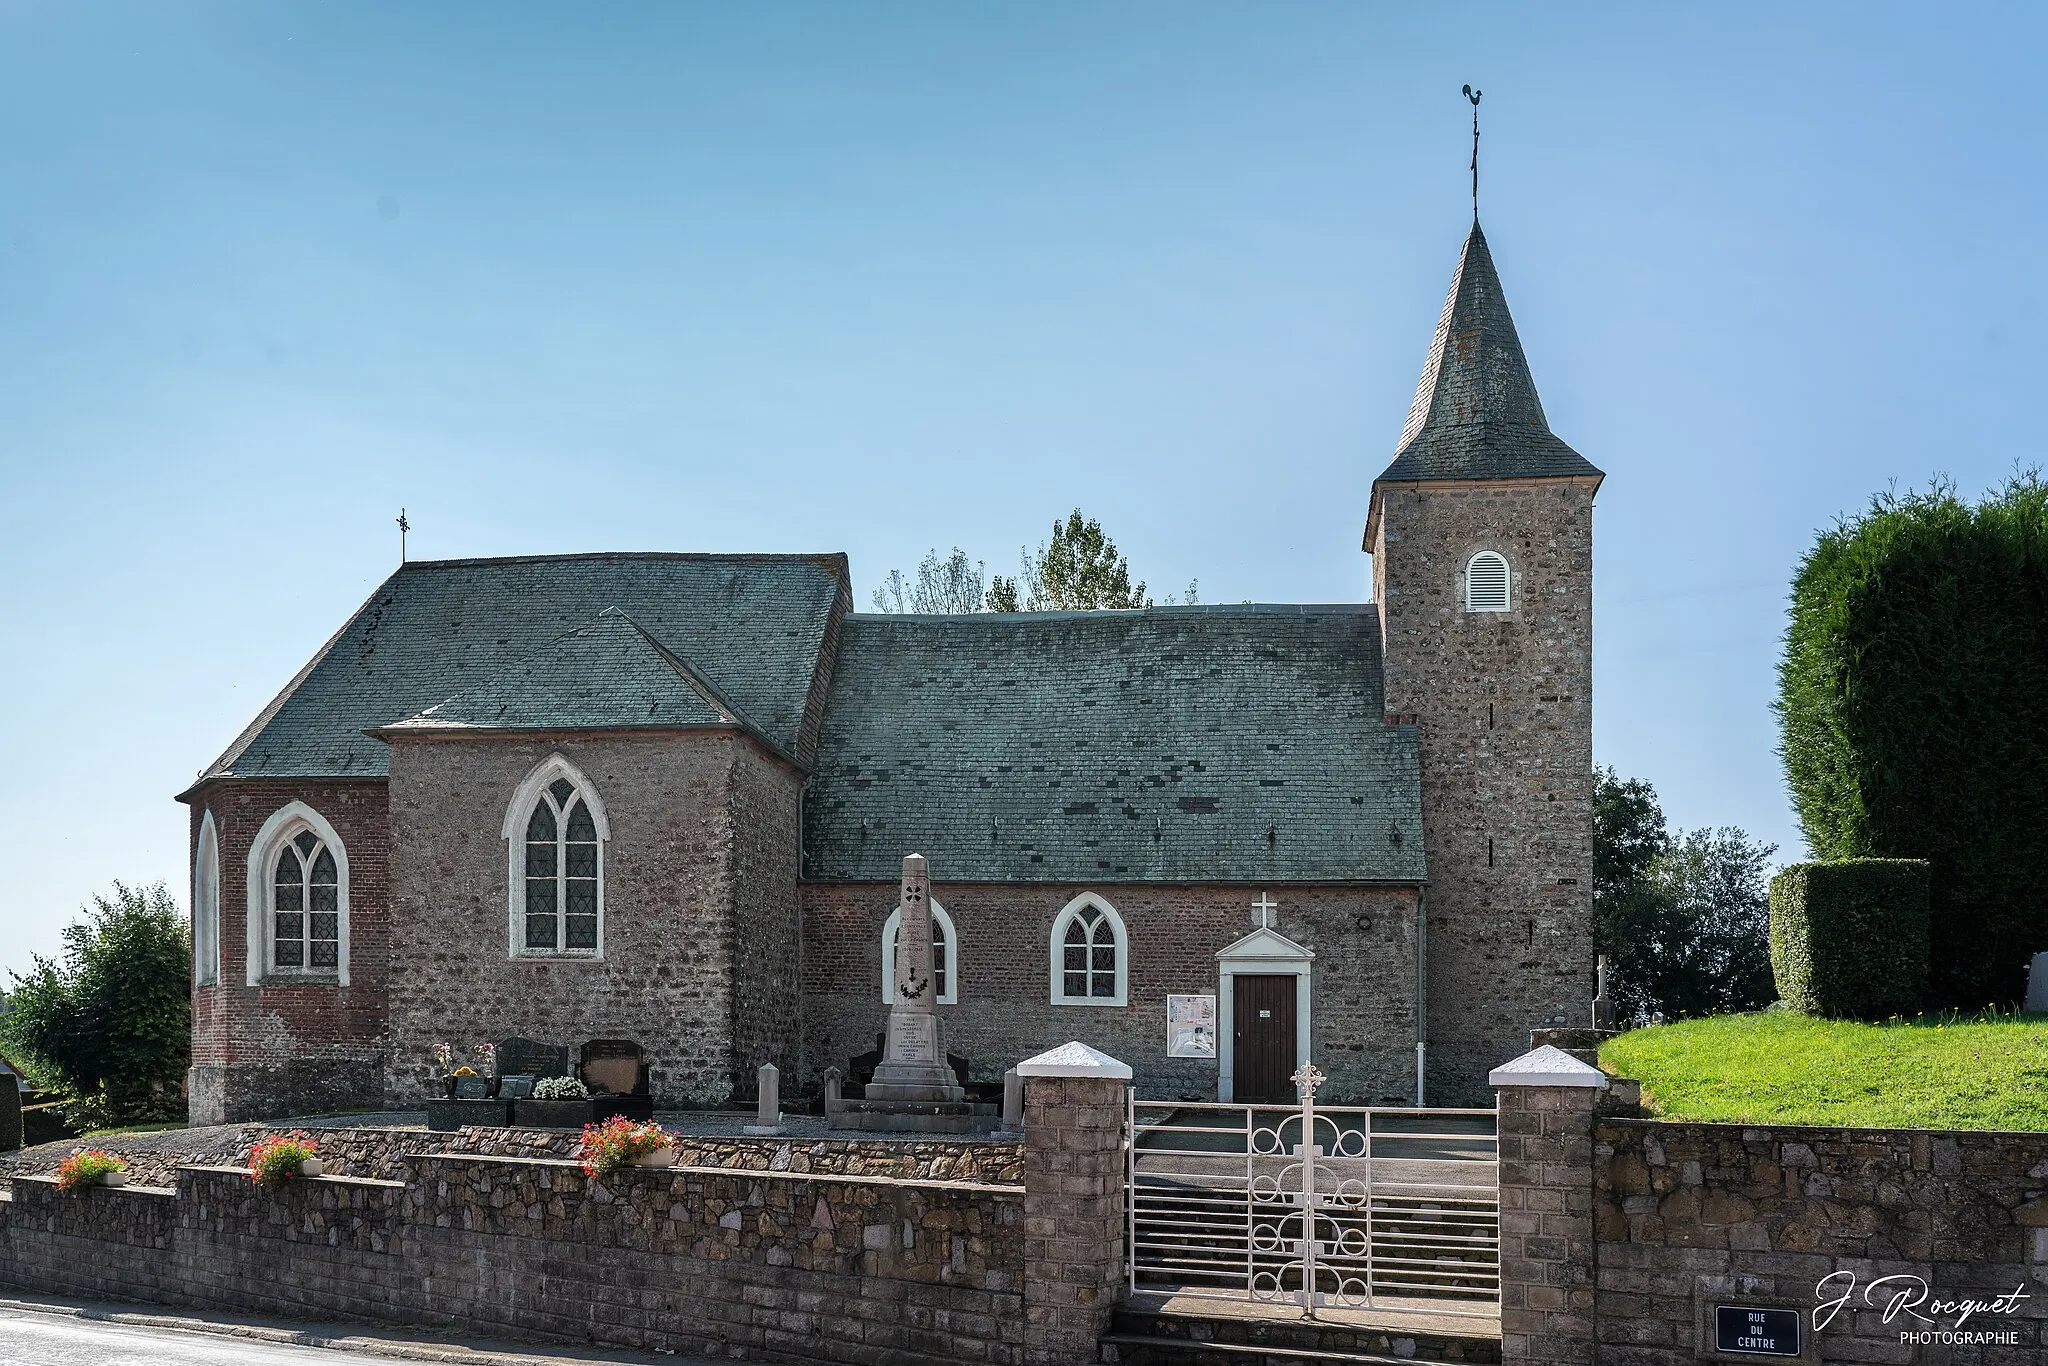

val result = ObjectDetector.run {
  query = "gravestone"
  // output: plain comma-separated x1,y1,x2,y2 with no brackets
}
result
495,1037,568,1081
579,1039,646,1096
496,1075,538,1101
745,1062,785,1135
1592,954,1616,1030
2027,952,2048,1013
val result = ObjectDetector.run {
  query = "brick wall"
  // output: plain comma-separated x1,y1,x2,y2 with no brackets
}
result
1373,479,1598,1103
0,1133,1105,1366
802,882,1419,1103
384,731,769,1107
183,778,392,1123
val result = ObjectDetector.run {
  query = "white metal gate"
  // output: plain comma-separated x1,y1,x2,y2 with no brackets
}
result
1127,1065,1499,1317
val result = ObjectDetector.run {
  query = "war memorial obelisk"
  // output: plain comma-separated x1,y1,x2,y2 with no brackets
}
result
830,853,974,1131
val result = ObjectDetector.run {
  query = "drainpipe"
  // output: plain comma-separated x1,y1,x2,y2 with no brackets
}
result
1414,885,1428,1107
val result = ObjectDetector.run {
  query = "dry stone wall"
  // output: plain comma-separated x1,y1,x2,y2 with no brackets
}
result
1593,1117,2048,1364
0,1079,1109,1366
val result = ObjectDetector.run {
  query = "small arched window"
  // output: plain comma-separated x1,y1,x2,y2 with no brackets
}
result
244,800,350,985
1049,894,1128,1007
193,810,220,987
503,755,610,959
882,901,959,1005
1465,551,1510,612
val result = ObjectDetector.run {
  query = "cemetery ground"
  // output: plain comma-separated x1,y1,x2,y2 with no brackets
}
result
1601,1006,2048,1129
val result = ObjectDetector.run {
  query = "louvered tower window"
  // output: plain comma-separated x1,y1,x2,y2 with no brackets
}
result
1466,551,1511,612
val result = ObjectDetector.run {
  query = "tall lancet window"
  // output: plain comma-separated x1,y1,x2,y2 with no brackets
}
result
505,756,609,959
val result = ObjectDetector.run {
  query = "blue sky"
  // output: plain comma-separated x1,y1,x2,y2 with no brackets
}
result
3,3,2043,976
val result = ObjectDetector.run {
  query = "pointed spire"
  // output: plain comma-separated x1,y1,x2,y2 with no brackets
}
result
1377,222,1601,484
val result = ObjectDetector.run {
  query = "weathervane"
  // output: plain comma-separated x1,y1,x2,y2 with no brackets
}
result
1462,83,1482,219
397,508,410,562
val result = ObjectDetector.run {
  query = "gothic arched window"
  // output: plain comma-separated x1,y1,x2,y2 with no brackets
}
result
243,801,350,985
1049,894,1127,1006
193,809,220,987
881,901,959,1005
1465,551,1511,612
503,756,610,959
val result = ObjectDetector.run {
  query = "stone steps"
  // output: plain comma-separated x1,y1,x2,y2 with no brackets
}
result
1102,1301,1501,1366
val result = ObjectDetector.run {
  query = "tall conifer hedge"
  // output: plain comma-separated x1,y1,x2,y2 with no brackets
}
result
1777,475,2048,1009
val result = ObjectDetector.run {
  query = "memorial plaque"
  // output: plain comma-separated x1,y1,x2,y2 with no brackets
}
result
886,1012,939,1065
495,1037,568,1080
1714,1306,1801,1357
496,1074,537,1101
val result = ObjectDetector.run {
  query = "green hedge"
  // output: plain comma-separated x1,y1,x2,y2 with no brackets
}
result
1776,476,2048,1008
1769,860,1931,1018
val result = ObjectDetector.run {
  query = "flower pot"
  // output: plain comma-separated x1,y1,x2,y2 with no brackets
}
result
297,1158,324,1179
630,1146,677,1169
101,1171,127,1188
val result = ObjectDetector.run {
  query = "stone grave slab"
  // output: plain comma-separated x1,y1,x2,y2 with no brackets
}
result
496,1037,568,1080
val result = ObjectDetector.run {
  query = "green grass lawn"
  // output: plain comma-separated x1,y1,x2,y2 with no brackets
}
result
1599,1009,2048,1131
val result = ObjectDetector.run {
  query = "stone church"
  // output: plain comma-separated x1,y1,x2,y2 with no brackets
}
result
179,221,1601,1123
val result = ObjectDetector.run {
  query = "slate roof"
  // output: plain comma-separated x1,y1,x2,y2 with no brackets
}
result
380,607,767,743
802,606,1426,884
1376,222,1602,484
196,553,846,783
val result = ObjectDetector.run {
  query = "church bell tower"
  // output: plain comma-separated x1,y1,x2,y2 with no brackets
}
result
1365,222,1605,1103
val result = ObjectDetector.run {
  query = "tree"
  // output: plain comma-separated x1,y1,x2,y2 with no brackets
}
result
871,548,988,614
871,511,1197,614
988,508,1194,611
1,882,191,1127
1592,769,1778,1021
1777,472,2048,1008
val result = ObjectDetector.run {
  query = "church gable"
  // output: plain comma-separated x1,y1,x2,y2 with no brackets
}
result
196,552,847,784
803,604,1425,884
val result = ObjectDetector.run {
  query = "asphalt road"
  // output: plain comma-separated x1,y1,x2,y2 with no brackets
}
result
0,1310,388,1366
0,1305,725,1366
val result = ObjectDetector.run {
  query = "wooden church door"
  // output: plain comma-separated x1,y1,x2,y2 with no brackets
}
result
1232,974,1297,1104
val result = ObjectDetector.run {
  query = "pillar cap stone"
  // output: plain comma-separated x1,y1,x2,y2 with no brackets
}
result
1488,1044,1609,1089
1016,1041,1132,1079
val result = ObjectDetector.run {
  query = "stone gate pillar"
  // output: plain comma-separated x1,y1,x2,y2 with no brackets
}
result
1492,1044,1607,1366
1019,1041,1130,1366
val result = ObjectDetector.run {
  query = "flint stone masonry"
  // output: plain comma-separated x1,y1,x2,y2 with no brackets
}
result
1374,479,1597,1104
382,730,802,1110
